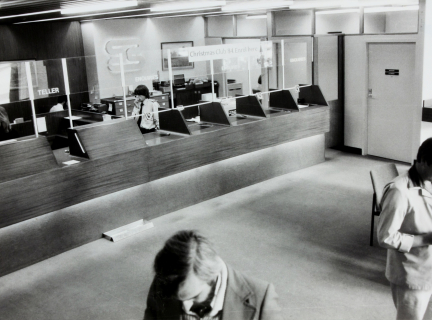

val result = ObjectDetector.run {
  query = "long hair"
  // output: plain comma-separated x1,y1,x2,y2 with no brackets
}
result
417,137,432,166
154,230,221,297
0,106,11,133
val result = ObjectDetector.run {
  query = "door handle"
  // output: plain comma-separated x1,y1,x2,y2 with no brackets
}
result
368,89,373,98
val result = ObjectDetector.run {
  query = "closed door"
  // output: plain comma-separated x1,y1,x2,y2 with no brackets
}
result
367,43,416,163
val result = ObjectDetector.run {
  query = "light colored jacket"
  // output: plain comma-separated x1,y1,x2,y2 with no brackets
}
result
132,99,159,130
378,168,432,290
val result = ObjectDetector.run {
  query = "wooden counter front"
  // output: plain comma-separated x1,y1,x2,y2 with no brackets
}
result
0,106,329,228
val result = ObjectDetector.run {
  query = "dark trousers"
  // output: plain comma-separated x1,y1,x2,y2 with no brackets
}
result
139,127,156,134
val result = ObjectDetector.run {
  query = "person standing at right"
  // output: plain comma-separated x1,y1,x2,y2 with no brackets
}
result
378,137,432,320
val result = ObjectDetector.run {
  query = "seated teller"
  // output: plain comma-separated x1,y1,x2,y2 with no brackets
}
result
50,95,67,112
131,85,160,134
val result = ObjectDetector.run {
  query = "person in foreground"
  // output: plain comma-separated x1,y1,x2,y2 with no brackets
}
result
378,137,432,320
0,106,18,141
132,84,159,134
144,230,282,320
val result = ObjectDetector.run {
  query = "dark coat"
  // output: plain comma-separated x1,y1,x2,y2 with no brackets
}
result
144,265,282,320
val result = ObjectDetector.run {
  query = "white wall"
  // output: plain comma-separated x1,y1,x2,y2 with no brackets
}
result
344,34,422,157
423,0,432,100
386,10,419,33
207,16,233,37
315,36,338,101
364,13,386,34
236,15,267,37
81,17,207,100
316,12,360,34
274,10,313,35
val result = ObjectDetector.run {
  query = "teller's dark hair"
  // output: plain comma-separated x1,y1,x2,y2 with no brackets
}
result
417,137,432,166
133,85,150,99
57,95,67,104
153,230,221,297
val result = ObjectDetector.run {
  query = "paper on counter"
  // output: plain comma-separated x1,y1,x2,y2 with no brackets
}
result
37,117,47,132
186,116,200,123
63,160,80,165
64,116,82,120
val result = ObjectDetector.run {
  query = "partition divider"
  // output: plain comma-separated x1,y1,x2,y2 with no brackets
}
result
236,96,267,118
159,109,191,135
24,61,38,137
61,58,73,129
119,53,129,119
200,102,231,126
168,49,174,109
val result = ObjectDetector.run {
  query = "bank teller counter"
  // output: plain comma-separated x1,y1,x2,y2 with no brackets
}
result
0,100,36,140
36,109,118,150
0,87,330,280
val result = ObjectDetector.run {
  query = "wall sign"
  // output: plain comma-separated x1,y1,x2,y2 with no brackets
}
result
290,57,306,63
135,75,159,82
37,87,59,95
106,39,144,74
385,69,399,76
186,43,261,62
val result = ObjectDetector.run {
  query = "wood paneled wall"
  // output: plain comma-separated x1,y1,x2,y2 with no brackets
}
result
0,22,84,61
0,21,90,108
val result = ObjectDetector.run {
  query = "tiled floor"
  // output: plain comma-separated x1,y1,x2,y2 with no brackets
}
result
0,149,411,320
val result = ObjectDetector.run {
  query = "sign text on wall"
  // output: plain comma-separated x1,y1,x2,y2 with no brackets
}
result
106,39,145,74
38,87,59,95
186,43,262,62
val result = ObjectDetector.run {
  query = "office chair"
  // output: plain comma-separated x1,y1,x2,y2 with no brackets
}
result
369,163,398,246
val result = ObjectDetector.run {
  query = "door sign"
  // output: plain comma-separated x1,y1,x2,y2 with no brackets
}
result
385,69,399,76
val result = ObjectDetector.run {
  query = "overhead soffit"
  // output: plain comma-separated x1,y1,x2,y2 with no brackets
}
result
0,0,420,25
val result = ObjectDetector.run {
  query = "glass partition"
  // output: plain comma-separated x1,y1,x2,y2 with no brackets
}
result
281,37,313,92
0,60,37,142
222,38,263,98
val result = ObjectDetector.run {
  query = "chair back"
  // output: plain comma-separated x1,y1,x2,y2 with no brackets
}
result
370,163,399,211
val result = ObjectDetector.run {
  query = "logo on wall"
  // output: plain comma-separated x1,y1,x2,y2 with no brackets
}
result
106,39,145,73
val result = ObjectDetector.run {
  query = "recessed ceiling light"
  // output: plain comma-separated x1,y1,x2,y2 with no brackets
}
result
0,9,61,20
15,7,149,24
288,1,342,9
61,1,138,15
151,1,226,12
364,5,419,13
246,14,268,19
222,1,293,12
316,9,360,15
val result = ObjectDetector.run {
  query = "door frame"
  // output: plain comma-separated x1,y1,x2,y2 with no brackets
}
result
363,39,423,161
366,42,416,163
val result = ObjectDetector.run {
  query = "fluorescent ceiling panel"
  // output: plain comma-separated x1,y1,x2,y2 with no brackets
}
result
316,9,359,15
246,14,267,19
0,9,61,20
61,1,138,14
222,1,293,12
364,5,419,13
288,1,342,9
15,7,149,24
151,1,226,12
